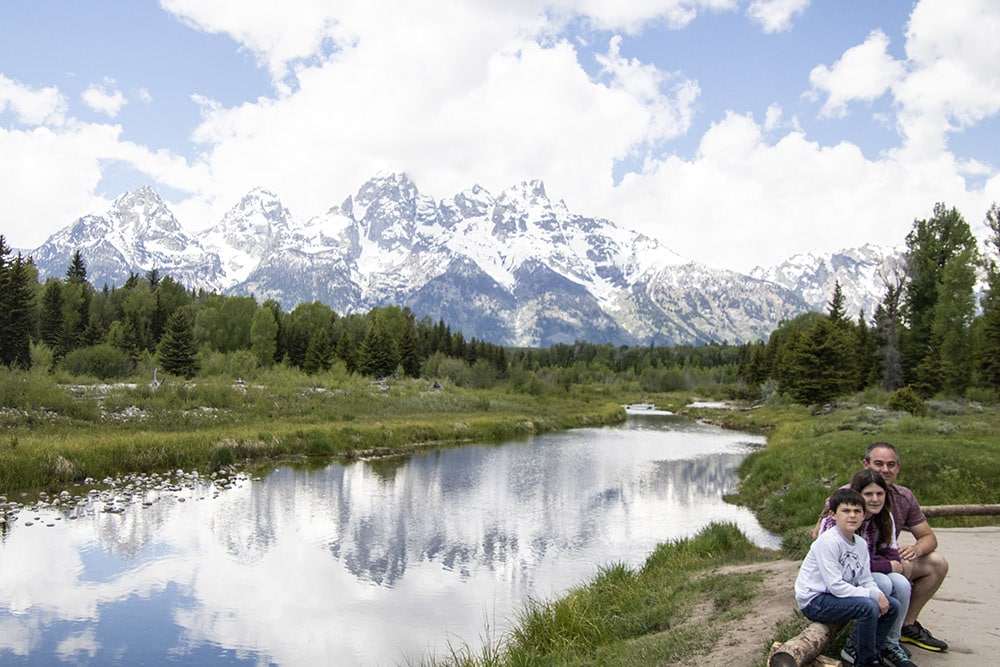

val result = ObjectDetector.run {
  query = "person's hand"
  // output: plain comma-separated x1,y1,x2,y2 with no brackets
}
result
898,544,921,561
877,593,890,616
890,559,915,579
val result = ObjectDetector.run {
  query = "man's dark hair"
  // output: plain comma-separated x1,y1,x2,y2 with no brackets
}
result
829,488,866,513
865,441,898,463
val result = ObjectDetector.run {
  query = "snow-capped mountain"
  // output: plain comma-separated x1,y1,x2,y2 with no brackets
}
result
25,173,894,346
750,244,903,322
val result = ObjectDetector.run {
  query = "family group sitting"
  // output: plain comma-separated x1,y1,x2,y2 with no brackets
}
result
794,442,949,667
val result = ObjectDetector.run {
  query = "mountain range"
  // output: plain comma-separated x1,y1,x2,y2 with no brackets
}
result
22,173,901,347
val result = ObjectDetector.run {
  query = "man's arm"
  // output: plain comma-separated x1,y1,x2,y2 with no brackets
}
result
898,520,938,561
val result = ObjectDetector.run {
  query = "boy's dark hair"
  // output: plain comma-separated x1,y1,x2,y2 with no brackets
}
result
829,488,865,513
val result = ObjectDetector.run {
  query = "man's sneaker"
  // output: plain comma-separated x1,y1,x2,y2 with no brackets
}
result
881,643,918,667
900,621,948,652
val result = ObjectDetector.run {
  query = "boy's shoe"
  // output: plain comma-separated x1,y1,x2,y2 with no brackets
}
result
900,621,948,652
881,643,918,667
840,642,857,665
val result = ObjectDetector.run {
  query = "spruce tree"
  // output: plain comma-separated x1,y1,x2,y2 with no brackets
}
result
39,280,66,357
360,324,398,378
0,252,35,369
157,307,198,379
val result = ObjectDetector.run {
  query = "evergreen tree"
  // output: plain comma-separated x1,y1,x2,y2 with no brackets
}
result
360,324,398,378
157,307,199,379
783,316,854,404
302,329,333,375
65,249,87,284
901,203,978,394
827,280,848,325
398,323,421,378
39,280,66,357
0,249,35,369
336,330,357,373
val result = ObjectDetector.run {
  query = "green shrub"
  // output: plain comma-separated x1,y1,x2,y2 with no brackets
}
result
887,386,927,416
59,344,135,380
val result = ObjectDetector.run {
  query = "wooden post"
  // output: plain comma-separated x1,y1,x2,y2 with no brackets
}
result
768,621,844,667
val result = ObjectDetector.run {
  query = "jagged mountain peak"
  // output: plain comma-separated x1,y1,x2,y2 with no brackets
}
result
27,174,892,347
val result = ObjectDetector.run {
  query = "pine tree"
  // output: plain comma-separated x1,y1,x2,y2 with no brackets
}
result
0,251,35,369
360,324,398,378
398,323,421,378
303,329,333,375
39,280,66,357
157,308,199,379
65,249,87,284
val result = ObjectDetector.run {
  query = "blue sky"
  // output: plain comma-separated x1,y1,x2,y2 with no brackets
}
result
1,0,998,271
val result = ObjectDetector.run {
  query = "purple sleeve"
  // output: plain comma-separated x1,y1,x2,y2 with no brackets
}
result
892,485,927,530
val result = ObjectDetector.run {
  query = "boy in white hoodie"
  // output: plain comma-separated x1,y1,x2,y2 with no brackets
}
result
795,488,900,667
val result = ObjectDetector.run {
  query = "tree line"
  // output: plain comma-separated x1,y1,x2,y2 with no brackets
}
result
2,200,999,404
0,238,508,383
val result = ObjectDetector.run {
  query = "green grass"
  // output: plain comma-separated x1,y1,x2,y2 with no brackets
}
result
0,367,628,495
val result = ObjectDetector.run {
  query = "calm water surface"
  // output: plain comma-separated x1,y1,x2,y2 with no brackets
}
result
0,414,778,665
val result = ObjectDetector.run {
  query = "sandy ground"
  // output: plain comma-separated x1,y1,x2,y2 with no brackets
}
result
700,526,1000,666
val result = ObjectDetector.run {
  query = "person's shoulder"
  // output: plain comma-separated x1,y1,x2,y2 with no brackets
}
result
890,483,919,501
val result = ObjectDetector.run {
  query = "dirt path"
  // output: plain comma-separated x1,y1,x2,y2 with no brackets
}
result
694,526,1000,666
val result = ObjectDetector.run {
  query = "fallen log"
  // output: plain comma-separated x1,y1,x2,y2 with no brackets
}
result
922,503,1000,518
768,621,845,667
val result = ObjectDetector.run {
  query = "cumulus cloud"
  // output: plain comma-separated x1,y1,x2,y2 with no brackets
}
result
746,0,810,33
895,0,1000,156
0,74,67,126
81,81,127,117
808,30,904,119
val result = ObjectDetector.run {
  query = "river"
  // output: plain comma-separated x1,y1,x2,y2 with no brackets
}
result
0,412,778,665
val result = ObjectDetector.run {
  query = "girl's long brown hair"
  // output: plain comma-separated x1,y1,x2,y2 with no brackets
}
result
850,469,893,548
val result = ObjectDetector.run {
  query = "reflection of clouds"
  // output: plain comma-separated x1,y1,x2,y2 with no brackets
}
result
56,629,98,661
0,419,777,665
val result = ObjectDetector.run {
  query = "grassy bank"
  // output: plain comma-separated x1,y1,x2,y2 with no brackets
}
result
431,522,782,667
0,368,627,495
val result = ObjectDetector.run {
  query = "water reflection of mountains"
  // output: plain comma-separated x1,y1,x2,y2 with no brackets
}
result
32,441,751,588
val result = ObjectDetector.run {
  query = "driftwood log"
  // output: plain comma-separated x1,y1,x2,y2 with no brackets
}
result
768,621,845,667
768,504,999,666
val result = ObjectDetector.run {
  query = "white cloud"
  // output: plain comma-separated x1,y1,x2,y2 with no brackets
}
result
604,111,987,271
746,0,809,33
81,81,127,117
894,0,1000,156
0,74,67,126
808,30,904,119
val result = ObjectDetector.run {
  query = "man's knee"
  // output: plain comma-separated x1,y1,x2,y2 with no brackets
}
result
913,552,948,582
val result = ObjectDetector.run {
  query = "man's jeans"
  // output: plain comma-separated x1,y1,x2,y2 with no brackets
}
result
801,592,900,665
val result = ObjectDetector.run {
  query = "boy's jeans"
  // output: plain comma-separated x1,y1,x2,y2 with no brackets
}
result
801,593,900,665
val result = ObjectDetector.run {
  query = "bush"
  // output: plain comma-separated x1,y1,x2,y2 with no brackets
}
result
887,386,927,416
58,344,135,380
